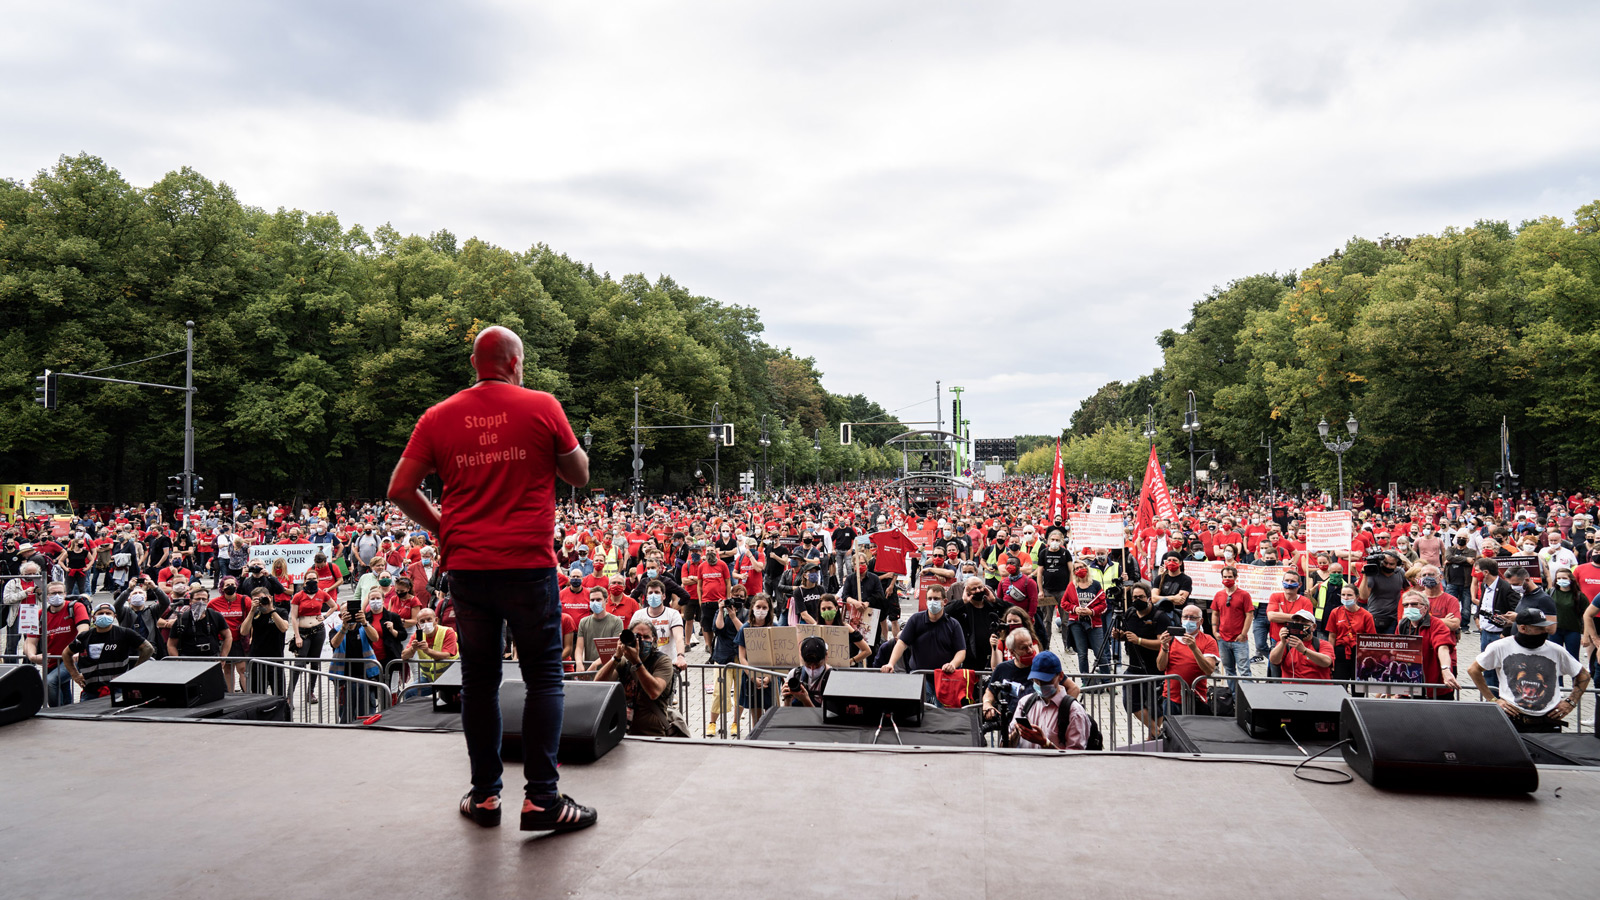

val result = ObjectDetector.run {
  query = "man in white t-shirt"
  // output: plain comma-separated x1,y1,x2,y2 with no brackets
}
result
1468,608,1589,733
628,580,687,670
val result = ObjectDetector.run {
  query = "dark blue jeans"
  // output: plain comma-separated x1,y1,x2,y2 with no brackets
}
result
450,568,563,801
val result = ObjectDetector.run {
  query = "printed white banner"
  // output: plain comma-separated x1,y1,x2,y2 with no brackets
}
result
1067,513,1123,552
248,542,322,580
1184,562,1287,602
1306,511,1353,554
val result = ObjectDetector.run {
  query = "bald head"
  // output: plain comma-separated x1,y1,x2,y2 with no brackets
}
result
472,326,524,384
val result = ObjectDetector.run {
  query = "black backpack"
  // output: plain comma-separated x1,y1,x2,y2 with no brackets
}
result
1016,692,1104,751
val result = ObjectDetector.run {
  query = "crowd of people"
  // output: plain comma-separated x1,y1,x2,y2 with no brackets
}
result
3,474,1597,748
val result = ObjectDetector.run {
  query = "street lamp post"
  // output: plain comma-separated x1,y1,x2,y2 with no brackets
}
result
575,427,591,502
1142,403,1157,447
1318,414,1359,510
758,414,771,494
812,425,825,483
709,402,722,499
1181,390,1200,496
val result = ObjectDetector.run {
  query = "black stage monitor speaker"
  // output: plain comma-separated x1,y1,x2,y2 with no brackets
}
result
499,680,627,763
430,661,462,712
1235,681,1347,739
0,665,44,726
820,670,924,726
110,660,225,708
1340,698,1538,793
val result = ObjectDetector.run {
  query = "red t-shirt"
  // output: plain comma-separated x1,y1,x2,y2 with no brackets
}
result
1213,589,1254,640
294,590,330,618
209,595,251,640
1404,618,1457,689
1266,592,1314,641
42,600,90,664
1572,562,1600,602
400,382,578,570
559,587,592,628
1164,632,1219,702
604,594,640,625
1279,637,1334,681
688,558,732,603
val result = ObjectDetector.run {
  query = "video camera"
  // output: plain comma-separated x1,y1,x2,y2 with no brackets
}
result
1281,619,1313,640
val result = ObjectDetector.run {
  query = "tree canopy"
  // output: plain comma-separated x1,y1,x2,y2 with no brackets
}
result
0,155,903,504
1063,209,1600,493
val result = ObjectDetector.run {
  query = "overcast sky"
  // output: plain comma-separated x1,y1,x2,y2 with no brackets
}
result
5,2,1599,438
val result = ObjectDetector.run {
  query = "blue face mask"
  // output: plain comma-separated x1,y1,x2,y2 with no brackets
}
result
94,614,115,629
1282,583,1299,593
927,600,943,616
589,600,605,615
1032,681,1058,699
1403,607,1424,622
1341,596,1357,608
647,593,663,609
646,568,657,579
1182,620,1200,634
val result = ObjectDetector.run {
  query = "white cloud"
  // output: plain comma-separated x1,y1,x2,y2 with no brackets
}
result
4,1,1600,439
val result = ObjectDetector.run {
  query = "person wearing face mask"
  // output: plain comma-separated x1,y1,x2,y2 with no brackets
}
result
1157,604,1219,715
597,622,683,736
1009,651,1092,750
1414,564,1461,638
575,586,625,671
945,581,1004,672
734,594,779,723
167,587,231,660
558,567,593,632
1469,608,1587,733
1031,532,1072,651
1111,582,1172,736
780,636,834,708
1326,583,1375,680
1261,572,1312,677
239,586,290,693
22,584,90,706
1394,591,1460,697
403,607,459,683
208,578,254,692
1211,566,1255,678
628,579,688,670
1059,560,1109,676
1151,553,1192,615
115,577,172,659
1546,566,1585,660
1267,609,1334,682
330,587,384,721
980,626,1039,719
879,585,967,704
62,599,153,699
1359,551,1408,634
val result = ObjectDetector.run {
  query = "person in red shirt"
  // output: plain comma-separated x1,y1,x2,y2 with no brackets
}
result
208,578,253,692
1263,577,1314,676
1326,582,1375,679
289,573,332,702
23,583,90,706
1158,605,1219,713
684,548,732,650
385,576,424,635
1212,566,1254,677
1396,591,1459,698
1268,609,1334,681
1573,557,1600,604
558,568,592,629
387,324,597,833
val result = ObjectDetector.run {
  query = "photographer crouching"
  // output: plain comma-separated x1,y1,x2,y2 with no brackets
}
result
1266,610,1334,681
597,620,686,736
781,636,833,707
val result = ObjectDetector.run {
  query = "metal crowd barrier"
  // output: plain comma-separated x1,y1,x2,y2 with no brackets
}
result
246,658,392,724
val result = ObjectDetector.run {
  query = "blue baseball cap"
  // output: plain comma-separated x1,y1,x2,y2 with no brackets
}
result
1027,650,1063,682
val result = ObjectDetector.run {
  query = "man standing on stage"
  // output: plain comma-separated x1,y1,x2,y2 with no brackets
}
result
388,325,598,834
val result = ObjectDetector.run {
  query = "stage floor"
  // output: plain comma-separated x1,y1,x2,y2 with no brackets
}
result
5,716,1594,899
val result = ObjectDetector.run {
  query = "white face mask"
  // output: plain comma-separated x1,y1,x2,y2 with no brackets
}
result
421,621,436,634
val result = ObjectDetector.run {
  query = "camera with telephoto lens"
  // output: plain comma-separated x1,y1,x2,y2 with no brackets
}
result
982,683,1020,733
617,629,637,648
723,595,747,610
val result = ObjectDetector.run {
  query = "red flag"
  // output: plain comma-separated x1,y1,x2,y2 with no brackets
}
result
1048,439,1066,522
1134,444,1177,536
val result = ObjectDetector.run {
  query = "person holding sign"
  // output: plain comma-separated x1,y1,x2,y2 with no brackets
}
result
1395,592,1458,696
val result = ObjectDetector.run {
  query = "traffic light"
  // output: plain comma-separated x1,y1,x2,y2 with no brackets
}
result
1493,472,1505,490
190,474,204,495
34,370,57,410
839,422,853,445
722,423,734,446
631,442,644,474
166,474,183,503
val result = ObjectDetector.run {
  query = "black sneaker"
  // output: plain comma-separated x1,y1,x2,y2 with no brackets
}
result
460,792,502,828
521,794,597,834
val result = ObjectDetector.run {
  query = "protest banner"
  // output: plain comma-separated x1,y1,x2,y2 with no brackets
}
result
1067,513,1123,552
249,542,321,579
1355,633,1426,687
1306,511,1353,554
1183,562,1282,600
1090,497,1114,515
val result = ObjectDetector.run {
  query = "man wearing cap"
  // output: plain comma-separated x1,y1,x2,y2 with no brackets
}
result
1009,651,1091,750
1469,607,1588,733
1267,610,1334,681
62,600,153,699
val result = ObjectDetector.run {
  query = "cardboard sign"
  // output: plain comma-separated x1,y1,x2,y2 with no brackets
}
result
1306,511,1353,554
1355,634,1426,685
1067,513,1123,552
248,542,321,579
740,625,851,668
1090,497,1114,515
